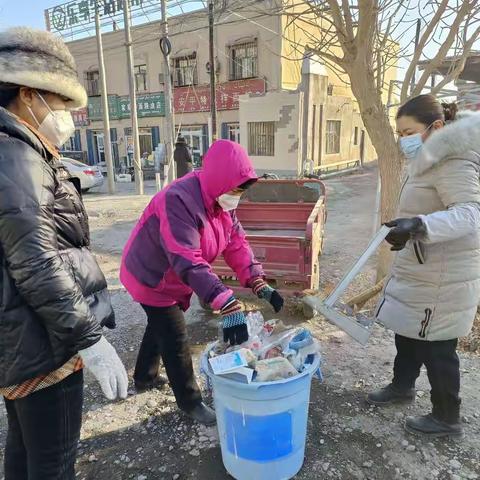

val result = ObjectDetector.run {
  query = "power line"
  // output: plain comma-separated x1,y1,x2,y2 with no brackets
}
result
68,12,270,57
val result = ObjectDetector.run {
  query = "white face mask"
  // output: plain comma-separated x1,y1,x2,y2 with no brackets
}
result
27,93,75,147
217,193,241,211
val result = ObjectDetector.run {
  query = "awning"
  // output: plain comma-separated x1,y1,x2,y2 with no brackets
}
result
172,48,197,58
226,35,257,47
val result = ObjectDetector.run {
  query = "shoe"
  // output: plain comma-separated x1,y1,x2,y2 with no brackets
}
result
367,384,415,406
405,414,464,438
134,375,168,393
183,402,217,426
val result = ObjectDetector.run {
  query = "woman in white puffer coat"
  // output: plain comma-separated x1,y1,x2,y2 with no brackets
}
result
368,95,480,439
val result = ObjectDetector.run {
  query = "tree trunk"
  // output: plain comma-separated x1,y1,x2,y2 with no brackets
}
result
348,66,404,279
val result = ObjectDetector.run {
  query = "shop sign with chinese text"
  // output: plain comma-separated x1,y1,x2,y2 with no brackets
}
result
118,93,165,118
173,78,266,113
72,108,89,127
87,92,165,120
45,0,145,34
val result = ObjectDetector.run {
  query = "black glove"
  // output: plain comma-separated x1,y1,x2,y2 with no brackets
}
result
251,278,284,313
221,297,249,346
385,217,426,251
223,323,249,346
268,290,285,313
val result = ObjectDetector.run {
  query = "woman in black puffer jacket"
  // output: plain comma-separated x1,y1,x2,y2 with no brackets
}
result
0,27,127,480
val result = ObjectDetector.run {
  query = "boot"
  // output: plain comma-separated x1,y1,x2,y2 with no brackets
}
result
135,374,168,393
367,384,416,406
182,402,216,426
405,414,464,438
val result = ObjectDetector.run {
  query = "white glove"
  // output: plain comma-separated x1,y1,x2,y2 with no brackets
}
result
79,336,128,400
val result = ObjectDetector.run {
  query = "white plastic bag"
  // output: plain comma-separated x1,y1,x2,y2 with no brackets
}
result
258,328,301,359
246,311,265,337
254,357,299,382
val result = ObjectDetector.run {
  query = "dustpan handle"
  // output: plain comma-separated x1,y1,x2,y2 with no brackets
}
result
324,225,391,308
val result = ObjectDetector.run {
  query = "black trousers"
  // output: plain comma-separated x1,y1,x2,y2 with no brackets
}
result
392,334,461,424
134,304,202,410
4,370,84,480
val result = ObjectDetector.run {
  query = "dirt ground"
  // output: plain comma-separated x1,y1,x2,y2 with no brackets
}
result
1,168,479,480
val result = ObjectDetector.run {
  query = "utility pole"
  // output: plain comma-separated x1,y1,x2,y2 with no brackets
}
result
95,3,115,194
208,0,217,142
160,0,175,187
123,0,144,195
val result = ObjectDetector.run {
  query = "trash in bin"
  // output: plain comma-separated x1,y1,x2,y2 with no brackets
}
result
207,312,322,384
284,329,321,372
208,349,256,383
254,357,298,382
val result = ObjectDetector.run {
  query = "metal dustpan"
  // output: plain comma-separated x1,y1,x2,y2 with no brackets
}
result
303,226,390,345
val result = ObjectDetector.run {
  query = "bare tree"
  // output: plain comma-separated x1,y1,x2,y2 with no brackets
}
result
240,0,480,278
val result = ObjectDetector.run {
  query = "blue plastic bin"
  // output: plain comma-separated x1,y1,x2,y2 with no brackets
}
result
201,350,320,480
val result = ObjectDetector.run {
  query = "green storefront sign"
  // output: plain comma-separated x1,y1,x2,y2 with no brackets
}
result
87,93,165,121
118,93,165,119
87,95,119,121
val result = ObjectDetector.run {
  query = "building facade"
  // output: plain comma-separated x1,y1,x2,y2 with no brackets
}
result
63,0,393,175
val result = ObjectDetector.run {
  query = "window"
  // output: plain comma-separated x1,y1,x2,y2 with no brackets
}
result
230,41,258,80
354,126,359,145
173,54,197,87
326,120,341,154
124,127,153,167
227,123,240,143
134,64,147,92
63,135,76,151
327,84,334,96
85,70,100,96
61,130,80,152
248,122,275,156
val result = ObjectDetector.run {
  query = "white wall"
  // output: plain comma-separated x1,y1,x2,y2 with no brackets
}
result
239,90,303,176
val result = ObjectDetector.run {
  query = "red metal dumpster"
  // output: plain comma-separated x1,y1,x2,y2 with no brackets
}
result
213,179,327,294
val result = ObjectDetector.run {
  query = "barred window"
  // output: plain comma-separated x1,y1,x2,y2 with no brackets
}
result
134,64,147,92
173,54,197,87
85,70,99,96
230,41,258,80
326,120,341,154
248,122,275,156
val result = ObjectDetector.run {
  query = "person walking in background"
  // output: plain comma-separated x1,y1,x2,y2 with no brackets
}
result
0,27,128,480
121,140,284,425
370,94,480,438
174,134,193,178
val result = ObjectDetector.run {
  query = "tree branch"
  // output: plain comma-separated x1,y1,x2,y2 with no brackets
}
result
411,0,476,97
355,0,378,63
401,0,449,100
341,0,355,41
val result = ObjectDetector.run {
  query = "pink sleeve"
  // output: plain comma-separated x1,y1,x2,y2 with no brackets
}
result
159,191,232,309
222,212,265,287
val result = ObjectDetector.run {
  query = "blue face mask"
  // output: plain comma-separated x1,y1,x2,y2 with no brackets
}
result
399,133,423,160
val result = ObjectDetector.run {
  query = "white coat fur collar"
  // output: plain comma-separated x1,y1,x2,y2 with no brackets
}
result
409,111,480,177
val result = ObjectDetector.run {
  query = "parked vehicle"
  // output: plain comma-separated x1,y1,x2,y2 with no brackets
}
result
212,179,327,293
60,157,104,193
97,160,108,176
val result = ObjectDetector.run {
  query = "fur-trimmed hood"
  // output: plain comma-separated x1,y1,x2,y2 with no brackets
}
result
0,27,87,109
409,112,480,177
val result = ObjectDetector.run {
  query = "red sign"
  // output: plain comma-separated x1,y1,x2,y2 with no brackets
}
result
173,78,266,113
72,108,89,127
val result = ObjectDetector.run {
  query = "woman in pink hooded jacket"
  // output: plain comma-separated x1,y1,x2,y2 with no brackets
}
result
120,140,283,424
